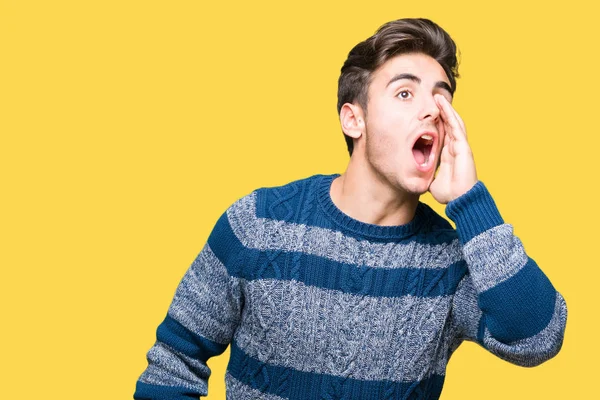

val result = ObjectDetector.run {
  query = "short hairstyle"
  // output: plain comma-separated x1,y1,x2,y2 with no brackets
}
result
337,18,460,156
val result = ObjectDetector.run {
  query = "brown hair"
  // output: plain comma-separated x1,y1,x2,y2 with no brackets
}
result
337,18,460,156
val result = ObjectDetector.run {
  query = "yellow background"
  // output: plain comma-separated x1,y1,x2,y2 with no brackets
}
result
1,0,595,398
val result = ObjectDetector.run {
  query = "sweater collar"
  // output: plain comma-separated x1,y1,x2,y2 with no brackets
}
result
315,173,428,240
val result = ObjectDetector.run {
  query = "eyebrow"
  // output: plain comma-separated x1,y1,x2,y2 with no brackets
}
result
386,73,454,96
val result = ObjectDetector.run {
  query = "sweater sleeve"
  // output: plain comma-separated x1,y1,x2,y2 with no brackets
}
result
446,182,567,367
133,201,247,399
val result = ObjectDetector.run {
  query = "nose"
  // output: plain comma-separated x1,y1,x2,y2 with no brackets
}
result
418,94,441,122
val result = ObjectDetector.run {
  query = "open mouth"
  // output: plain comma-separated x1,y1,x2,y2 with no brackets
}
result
412,134,434,167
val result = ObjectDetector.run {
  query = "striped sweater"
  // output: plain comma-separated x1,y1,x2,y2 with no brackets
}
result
134,173,567,400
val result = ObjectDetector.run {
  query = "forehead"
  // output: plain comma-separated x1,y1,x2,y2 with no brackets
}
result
370,52,450,89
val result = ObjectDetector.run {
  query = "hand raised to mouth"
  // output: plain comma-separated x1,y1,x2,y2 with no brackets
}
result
428,94,478,204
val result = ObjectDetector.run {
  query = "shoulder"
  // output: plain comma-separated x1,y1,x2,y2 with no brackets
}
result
247,173,326,221
416,201,459,241
218,173,325,243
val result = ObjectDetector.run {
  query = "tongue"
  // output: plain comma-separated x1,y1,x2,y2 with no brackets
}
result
412,148,426,165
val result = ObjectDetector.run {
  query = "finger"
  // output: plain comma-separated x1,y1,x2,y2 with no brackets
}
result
435,95,457,132
441,117,455,142
447,101,467,140
435,95,466,141
448,103,467,139
444,119,455,142
438,122,455,160
440,130,452,158
444,99,467,141
438,102,456,142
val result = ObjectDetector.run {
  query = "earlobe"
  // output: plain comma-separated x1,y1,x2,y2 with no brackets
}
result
340,103,364,140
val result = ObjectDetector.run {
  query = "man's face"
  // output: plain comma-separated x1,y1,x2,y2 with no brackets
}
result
361,52,453,195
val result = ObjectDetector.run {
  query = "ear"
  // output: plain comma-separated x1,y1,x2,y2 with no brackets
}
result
340,103,365,140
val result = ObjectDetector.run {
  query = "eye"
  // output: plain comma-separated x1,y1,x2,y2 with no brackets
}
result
397,90,412,100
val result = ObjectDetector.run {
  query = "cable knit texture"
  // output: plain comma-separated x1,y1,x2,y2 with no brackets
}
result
134,173,567,400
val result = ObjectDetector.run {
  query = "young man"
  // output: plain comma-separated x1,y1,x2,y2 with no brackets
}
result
134,18,567,399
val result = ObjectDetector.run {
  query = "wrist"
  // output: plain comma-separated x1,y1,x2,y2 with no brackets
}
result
445,181,504,244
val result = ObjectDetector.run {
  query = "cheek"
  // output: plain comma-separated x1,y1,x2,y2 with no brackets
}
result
365,126,399,165
369,99,403,128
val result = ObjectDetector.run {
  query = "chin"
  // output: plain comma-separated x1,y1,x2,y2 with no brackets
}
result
401,175,434,196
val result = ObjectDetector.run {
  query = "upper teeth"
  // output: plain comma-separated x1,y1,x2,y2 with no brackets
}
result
421,134,433,141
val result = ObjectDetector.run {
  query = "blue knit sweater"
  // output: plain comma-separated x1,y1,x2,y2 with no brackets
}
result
134,173,567,400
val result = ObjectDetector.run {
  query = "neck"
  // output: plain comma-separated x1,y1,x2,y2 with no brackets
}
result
330,153,420,227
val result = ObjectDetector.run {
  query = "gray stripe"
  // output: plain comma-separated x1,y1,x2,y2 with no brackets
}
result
169,243,242,344
225,373,287,400
450,275,482,341
482,291,567,367
228,191,462,269
463,224,528,292
234,278,453,382
139,342,209,394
